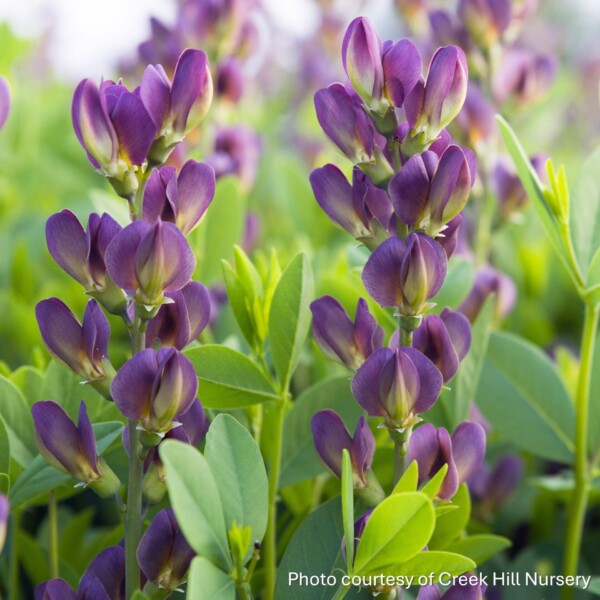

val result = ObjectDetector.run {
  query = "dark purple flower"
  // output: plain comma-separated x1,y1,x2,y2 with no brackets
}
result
0,76,10,129
72,79,156,179
111,348,198,433
142,160,216,235
311,410,375,486
468,454,523,513
79,545,126,600
389,145,475,235
36,299,110,381
216,56,245,103
311,296,383,370
408,421,486,500
352,346,443,429
105,220,196,305
437,214,463,259
409,308,472,382
382,39,422,109
314,83,375,163
362,233,447,314
0,494,8,552
35,580,78,600
146,281,211,350
140,49,213,141
137,508,195,589
405,45,468,142
458,0,512,47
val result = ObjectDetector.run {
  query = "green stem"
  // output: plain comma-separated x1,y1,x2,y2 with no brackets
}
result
331,584,351,600
263,396,288,600
561,302,599,600
48,490,59,579
9,509,20,600
400,327,412,347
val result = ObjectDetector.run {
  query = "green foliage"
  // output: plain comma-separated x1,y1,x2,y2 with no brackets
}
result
187,557,236,600
429,484,471,550
446,535,512,565
341,450,355,570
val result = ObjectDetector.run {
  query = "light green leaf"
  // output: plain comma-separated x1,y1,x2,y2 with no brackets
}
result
429,484,471,549
0,374,35,466
421,464,448,499
392,460,419,494
185,345,279,408
204,414,268,545
445,534,511,565
477,331,575,462
433,256,474,310
585,577,600,595
389,550,475,580
159,440,231,570
222,261,255,349
280,376,364,488
268,252,314,390
353,492,435,577
187,557,236,600
0,415,9,484
341,450,355,571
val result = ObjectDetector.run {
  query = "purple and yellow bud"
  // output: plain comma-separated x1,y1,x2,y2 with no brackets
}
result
382,39,422,109
310,296,383,370
352,346,443,430
111,347,198,434
458,0,512,48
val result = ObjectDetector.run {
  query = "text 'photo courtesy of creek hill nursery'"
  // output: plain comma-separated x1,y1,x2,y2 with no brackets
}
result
2,0,600,598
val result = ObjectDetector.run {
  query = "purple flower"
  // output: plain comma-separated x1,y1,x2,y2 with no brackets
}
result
314,83,375,163
78,545,126,600
458,0,512,47
72,79,156,184
0,494,8,552
362,233,448,315
105,220,196,306
32,401,119,494
468,454,523,513
0,76,10,129
437,214,463,259
35,580,78,600
146,281,211,350
342,509,373,564
408,421,486,500
137,508,195,589
352,346,443,429
417,583,486,600
311,410,375,487
216,56,245,103
405,45,468,143
311,296,383,370
36,299,110,381
142,160,216,235
409,308,472,383
382,39,423,109
140,49,213,142
111,348,198,433
389,145,476,235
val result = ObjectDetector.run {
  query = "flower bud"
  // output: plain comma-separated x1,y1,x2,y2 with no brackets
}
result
216,56,245,103
362,233,447,315
437,214,463,259
311,296,383,370
468,454,523,513
35,580,78,600
111,348,198,433
352,347,443,430
78,546,125,599
382,39,422,109
0,76,11,129
458,0,512,48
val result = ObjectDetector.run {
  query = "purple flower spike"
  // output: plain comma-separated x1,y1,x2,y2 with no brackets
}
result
36,298,110,381
310,296,383,370
342,17,384,110
314,83,375,163
458,0,512,48
78,545,125,600
32,401,100,483
408,421,486,500
146,281,211,350
143,160,216,235
382,39,422,108
35,579,78,600
0,76,11,129
362,233,447,315
311,410,375,487
405,45,468,141
105,220,196,305
137,508,195,589
111,348,198,433
410,308,471,382
352,347,443,429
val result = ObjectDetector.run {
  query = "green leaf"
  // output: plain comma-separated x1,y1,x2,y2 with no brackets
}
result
389,550,475,580
353,492,435,577
280,376,364,488
477,331,575,462
421,464,448,499
187,557,236,600
204,414,268,545
222,261,255,349
0,374,35,466
429,484,471,549
159,440,231,570
587,335,600,455
392,460,419,494
586,577,600,595
0,415,9,484
439,296,494,428
341,450,355,571
268,252,314,390
185,345,279,408
9,422,123,508
445,534,511,565
433,256,474,310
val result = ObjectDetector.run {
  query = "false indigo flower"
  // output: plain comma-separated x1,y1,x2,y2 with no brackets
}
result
342,508,373,564
78,545,126,600
389,144,476,235
311,296,383,370
111,348,198,433
216,56,245,103
137,508,195,589
457,83,496,148
36,298,111,382
142,160,216,235
105,220,196,306
311,410,375,487
458,0,512,48
382,39,422,109
35,580,78,600
362,233,447,315
146,281,212,350
0,494,7,552
437,214,463,259
468,454,523,513
408,421,486,500
352,346,443,430
0,76,10,129
417,582,486,600
32,401,120,495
